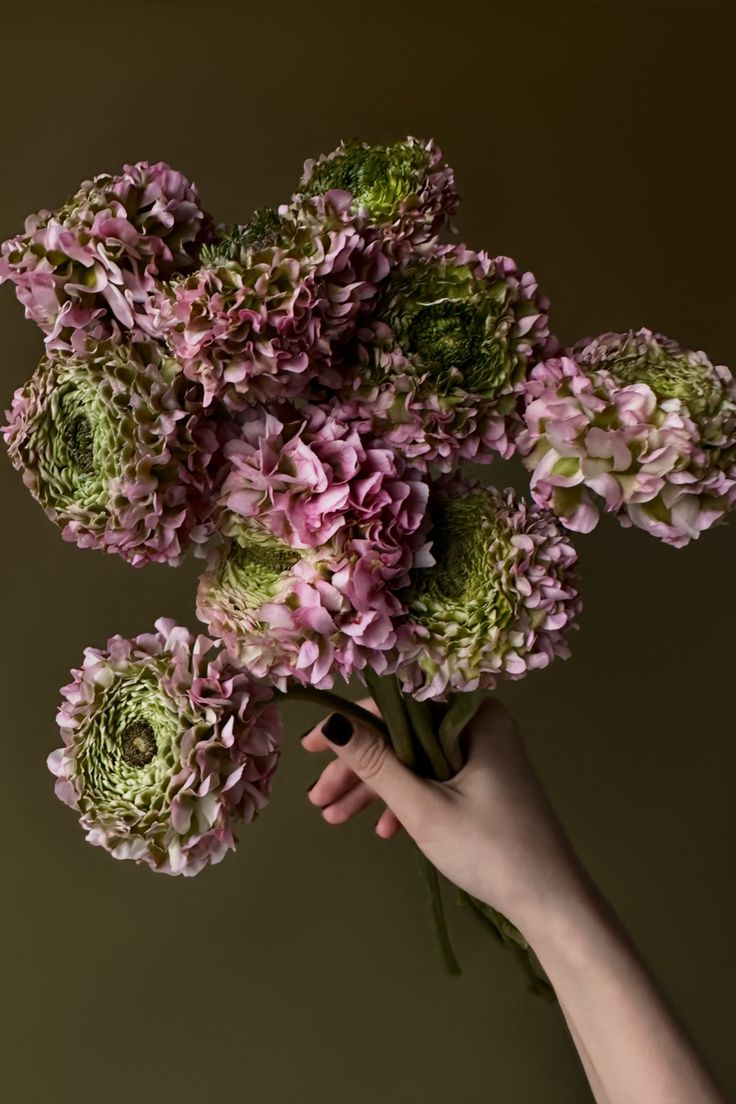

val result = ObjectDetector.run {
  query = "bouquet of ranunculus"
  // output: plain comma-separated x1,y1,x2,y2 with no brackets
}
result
4,140,735,994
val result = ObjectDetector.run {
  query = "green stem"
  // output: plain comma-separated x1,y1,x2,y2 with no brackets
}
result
404,696,452,780
458,890,556,1002
273,686,389,742
413,846,462,976
363,671,416,769
364,673,461,976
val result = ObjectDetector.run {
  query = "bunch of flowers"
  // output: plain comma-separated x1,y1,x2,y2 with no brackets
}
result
3,136,731,989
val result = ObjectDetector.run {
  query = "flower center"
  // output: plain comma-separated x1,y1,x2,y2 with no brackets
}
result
120,720,157,768
223,536,301,609
62,411,95,474
609,352,723,415
410,493,516,628
201,208,284,265
406,299,489,387
305,140,426,217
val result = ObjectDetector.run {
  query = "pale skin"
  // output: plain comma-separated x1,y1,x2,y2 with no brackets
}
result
302,698,728,1104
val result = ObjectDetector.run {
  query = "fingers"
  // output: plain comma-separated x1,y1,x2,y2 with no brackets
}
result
374,807,403,839
307,757,367,808
320,781,378,825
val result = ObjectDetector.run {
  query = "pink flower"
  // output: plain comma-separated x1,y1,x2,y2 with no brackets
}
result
334,244,550,472
48,618,284,876
153,191,390,411
0,161,213,352
517,330,736,546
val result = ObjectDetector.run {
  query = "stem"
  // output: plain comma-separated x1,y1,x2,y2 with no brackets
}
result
404,696,452,780
364,673,461,975
363,671,416,769
458,890,556,1002
413,846,462,976
274,686,389,741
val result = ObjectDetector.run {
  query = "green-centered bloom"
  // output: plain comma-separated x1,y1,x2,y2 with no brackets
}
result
2,339,217,564
337,245,550,471
48,618,284,876
396,479,580,701
295,136,457,246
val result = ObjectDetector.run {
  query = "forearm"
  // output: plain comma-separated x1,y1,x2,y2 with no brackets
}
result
517,878,727,1104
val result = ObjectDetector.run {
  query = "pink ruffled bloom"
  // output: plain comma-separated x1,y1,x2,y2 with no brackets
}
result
3,340,220,566
196,405,433,688
0,161,213,353
517,329,736,546
152,191,390,412
47,618,284,876
334,244,551,472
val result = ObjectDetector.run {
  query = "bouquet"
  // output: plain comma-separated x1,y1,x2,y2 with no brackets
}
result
3,139,734,995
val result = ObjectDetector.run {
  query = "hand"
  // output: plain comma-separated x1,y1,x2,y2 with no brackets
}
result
302,697,587,934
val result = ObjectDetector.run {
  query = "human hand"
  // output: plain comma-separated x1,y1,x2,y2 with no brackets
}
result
302,697,588,935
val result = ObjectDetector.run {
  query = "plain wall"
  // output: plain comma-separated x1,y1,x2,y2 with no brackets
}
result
0,3,734,1102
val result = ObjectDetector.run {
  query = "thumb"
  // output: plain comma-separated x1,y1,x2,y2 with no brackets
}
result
321,712,441,834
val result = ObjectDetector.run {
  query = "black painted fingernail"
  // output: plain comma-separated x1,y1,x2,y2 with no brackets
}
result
322,713,353,746
306,777,319,793
298,726,315,742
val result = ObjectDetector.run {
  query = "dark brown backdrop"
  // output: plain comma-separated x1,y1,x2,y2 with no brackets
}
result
1,3,734,1102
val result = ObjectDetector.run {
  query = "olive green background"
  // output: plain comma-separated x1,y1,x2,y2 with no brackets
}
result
1,3,734,1102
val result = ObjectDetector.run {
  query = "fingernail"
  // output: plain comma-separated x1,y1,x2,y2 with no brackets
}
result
306,777,319,793
322,713,353,746
298,726,315,743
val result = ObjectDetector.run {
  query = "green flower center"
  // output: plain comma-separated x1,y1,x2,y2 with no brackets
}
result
609,352,723,416
120,719,157,767
221,534,301,610
304,140,427,220
410,493,516,632
382,263,516,397
76,670,182,827
62,410,95,474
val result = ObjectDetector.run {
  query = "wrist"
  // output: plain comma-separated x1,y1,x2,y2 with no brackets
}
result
504,858,606,953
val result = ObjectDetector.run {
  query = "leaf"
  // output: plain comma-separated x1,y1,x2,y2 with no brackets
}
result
438,689,489,774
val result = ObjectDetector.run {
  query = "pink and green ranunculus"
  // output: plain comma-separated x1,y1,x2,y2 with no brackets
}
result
48,618,284,876
0,161,213,354
517,328,736,546
395,478,581,701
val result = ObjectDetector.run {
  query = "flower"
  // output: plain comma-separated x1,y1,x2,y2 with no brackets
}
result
197,409,432,687
395,479,581,701
0,161,213,353
196,524,410,689
153,192,390,412
2,340,219,565
47,618,284,876
516,329,736,546
295,136,457,254
335,245,550,471
219,403,429,556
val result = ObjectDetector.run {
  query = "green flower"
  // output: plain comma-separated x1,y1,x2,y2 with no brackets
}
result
380,256,531,399
296,136,456,241
397,480,580,701
3,340,213,564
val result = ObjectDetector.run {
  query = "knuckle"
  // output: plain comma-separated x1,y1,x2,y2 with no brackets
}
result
352,737,390,782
